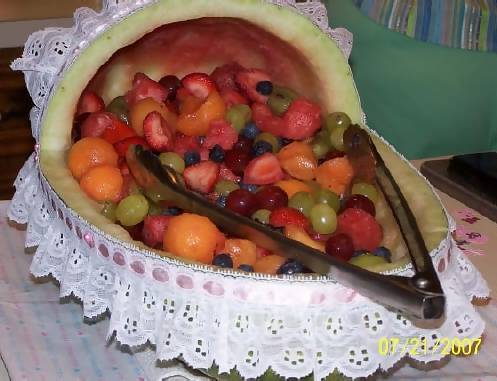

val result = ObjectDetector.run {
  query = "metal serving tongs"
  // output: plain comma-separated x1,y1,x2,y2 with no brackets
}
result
126,128,445,323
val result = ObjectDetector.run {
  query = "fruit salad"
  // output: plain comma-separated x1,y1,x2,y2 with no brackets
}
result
68,64,394,275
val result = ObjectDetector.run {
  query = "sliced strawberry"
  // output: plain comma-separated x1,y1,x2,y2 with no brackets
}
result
81,112,115,138
203,120,239,150
183,160,220,193
211,62,244,92
219,163,241,182
125,73,168,106
269,207,310,229
143,111,174,152
220,89,248,108
76,90,105,116
114,136,149,157
235,69,271,103
181,73,216,100
336,208,383,252
252,103,286,137
173,133,201,157
142,215,171,249
282,98,322,140
244,153,284,185
101,118,137,144
176,87,192,102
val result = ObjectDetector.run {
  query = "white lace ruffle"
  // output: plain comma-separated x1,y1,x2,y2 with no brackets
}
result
7,0,490,379
8,153,490,380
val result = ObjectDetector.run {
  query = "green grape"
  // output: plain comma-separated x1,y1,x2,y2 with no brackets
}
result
351,182,379,204
251,209,271,224
329,125,348,152
116,194,149,226
148,202,162,216
159,152,185,174
309,203,337,234
226,104,252,132
311,130,332,159
267,86,298,116
101,201,117,222
325,112,351,133
255,132,280,153
349,254,388,268
288,191,315,217
106,96,129,123
215,180,240,197
312,188,340,212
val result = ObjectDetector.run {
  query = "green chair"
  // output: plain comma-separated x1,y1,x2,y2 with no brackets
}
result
324,0,497,159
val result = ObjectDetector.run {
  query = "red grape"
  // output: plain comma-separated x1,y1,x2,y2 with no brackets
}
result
325,233,354,261
159,75,181,100
233,136,253,153
226,189,257,216
344,194,376,216
255,185,288,211
224,149,251,176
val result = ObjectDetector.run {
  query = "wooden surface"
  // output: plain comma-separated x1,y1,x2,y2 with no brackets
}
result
0,47,34,200
0,0,101,21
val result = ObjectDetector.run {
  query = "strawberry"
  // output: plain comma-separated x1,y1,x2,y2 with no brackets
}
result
172,133,201,157
143,111,175,152
336,208,383,252
142,215,171,249
183,160,220,193
235,68,271,103
101,118,137,144
220,89,248,108
252,103,286,137
176,87,192,102
243,153,284,185
219,163,241,182
269,207,310,229
282,98,321,140
76,90,105,116
80,112,113,138
181,73,216,100
211,62,244,92
114,136,149,157
203,120,238,150
125,73,168,106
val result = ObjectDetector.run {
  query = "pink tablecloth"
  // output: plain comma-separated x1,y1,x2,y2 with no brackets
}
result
1,199,497,380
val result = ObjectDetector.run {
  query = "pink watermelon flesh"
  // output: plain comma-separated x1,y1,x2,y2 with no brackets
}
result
86,18,322,104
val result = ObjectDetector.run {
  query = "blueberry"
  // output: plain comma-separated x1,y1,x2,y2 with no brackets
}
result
213,254,233,268
184,151,200,167
280,137,293,147
277,260,304,275
241,122,260,140
238,264,254,272
352,249,369,258
209,144,225,163
216,195,227,208
252,140,273,157
162,207,183,216
372,246,392,262
240,183,258,193
256,80,273,96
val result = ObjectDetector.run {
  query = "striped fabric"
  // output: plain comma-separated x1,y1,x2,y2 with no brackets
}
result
353,0,497,52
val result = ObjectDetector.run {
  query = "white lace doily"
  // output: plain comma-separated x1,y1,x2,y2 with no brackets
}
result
7,0,490,379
